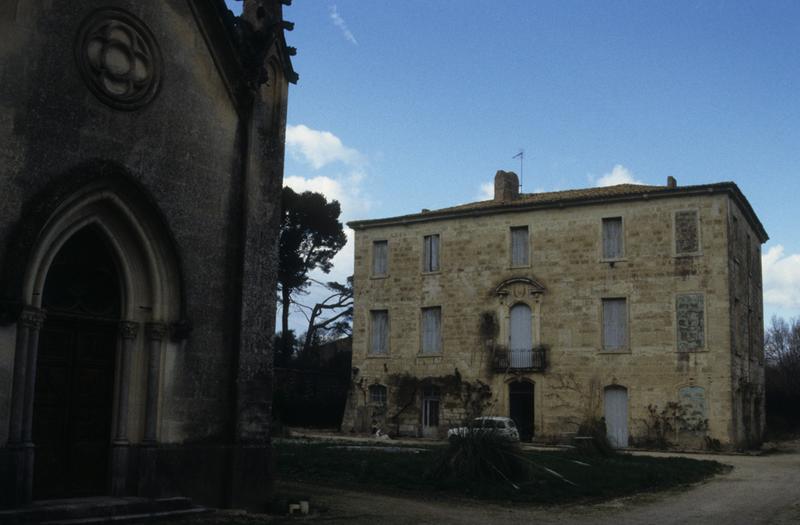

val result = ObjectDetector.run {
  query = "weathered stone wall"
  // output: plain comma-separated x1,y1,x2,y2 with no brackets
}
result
727,201,766,448
0,0,243,445
344,191,763,448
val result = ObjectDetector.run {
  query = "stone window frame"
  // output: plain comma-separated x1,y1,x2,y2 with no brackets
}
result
599,215,626,262
370,239,389,278
421,232,442,274
367,308,390,358
672,208,702,257
509,224,531,269
674,291,708,353
369,384,388,406
419,305,443,356
599,296,631,354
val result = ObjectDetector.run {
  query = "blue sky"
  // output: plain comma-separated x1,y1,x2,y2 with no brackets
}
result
228,1,800,330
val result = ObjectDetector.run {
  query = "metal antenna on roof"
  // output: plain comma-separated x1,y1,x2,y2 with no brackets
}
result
512,149,524,191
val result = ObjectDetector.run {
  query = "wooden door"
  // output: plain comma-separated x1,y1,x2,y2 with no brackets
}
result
509,381,534,441
421,387,440,438
604,386,629,449
33,318,117,498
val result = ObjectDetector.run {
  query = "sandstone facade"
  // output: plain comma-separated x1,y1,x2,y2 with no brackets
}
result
343,172,767,449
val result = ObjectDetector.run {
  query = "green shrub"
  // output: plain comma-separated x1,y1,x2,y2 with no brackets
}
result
575,417,616,457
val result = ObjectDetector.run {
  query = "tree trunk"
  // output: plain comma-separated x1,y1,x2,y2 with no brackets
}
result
281,286,290,339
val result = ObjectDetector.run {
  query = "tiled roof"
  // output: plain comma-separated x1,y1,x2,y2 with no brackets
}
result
347,182,769,243
434,183,663,214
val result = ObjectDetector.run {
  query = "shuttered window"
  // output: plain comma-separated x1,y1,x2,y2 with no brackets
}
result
423,234,440,272
372,240,388,276
421,307,442,354
602,298,628,351
511,226,529,267
370,310,388,354
602,217,623,259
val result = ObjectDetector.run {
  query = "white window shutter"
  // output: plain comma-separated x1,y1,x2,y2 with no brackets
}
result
511,227,529,266
373,241,387,276
603,218,622,259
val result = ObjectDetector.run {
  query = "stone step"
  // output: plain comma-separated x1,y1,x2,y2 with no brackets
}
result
0,496,206,524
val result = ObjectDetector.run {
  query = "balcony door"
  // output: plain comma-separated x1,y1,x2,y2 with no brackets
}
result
509,303,532,368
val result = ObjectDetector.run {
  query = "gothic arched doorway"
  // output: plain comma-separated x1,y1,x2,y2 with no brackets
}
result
33,226,122,498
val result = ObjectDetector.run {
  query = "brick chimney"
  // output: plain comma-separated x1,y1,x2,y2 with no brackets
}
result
494,170,520,202
667,176,677,188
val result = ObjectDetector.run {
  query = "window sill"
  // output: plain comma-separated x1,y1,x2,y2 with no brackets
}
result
421,270,441,276
370,275,389,280
676,349,709,354
600,257,626,263
599,348,631,354
367,353,390,359
673,252,703,258
416,353,442,358
508,264,531,270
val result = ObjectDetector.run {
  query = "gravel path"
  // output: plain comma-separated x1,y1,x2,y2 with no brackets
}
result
275,441,800,525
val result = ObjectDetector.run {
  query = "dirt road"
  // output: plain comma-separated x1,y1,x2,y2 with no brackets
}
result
281,442,800,525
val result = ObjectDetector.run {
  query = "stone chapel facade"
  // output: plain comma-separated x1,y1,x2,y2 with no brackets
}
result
0,0,294,509
343,171,767,450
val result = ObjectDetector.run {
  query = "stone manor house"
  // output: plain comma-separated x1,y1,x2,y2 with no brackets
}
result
1,0,293,511
343,171,767,449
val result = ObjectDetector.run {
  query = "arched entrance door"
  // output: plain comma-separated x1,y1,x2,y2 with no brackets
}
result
33,227,121,498
509,381,534,441
604,385,629,449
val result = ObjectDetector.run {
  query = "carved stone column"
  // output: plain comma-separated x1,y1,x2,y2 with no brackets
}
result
143,321,167,444
111,320,138,496
7,306,45,505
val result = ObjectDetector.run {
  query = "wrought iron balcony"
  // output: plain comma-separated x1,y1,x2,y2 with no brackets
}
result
492,346,548,372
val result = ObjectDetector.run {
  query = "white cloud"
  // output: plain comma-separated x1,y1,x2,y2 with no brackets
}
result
762,245,800,310
329,5,358,45
593,164,644,187
286,124,362,170
478,182,494,200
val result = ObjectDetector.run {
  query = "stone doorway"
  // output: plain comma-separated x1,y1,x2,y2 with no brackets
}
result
32,227,121,498
509,381,534,441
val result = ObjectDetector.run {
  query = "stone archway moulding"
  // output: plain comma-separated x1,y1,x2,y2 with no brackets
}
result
6,175,183,502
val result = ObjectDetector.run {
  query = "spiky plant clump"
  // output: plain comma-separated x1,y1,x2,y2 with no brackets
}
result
426,430,529,488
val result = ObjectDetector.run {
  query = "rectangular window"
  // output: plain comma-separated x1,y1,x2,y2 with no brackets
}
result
369,384,387,405
675,210,700,255
602,298,628,351
370,310,389,355
602,217,623,259
372,240,388,276
421,307,442,354
510,226,529,266
423,234,440,272
676,293,705,352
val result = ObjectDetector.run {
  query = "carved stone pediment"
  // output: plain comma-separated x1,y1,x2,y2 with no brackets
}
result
494,277,546,303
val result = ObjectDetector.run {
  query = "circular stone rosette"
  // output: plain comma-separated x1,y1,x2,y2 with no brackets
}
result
75,8,163,110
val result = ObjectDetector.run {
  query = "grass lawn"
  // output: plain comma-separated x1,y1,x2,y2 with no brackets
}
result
275,441,727,504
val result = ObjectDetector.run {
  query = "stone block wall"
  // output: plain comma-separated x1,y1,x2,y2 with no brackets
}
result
343,189,765,448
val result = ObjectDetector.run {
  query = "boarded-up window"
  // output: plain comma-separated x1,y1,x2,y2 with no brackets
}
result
372,240,388,276
369,384,387,405
602,217,623,259
675,210,699,255
421,307,442,354
511,226,529,266
370,310,388,354
423,234,440,272
676,293,704,352
602,298,627,351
